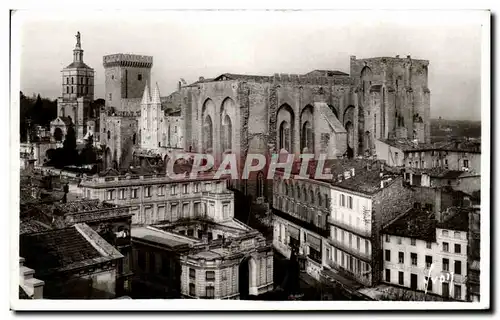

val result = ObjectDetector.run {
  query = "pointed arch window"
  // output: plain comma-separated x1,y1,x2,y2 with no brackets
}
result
221,114,232,152
279,121,291,152
203,115,213,152
301,121,313,153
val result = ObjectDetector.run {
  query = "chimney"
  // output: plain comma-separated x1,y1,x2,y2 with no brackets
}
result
178,81,181,91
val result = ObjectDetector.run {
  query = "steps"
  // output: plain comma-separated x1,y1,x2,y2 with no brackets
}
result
19,257,44,299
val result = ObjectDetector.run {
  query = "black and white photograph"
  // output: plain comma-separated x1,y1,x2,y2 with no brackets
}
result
8,8,490,311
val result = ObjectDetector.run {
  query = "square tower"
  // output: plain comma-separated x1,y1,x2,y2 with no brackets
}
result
103,54,153,113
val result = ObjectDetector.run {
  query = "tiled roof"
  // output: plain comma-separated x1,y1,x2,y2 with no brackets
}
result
287,159,397,195
383,208,437,242
65,61,92,69
20,226,102,276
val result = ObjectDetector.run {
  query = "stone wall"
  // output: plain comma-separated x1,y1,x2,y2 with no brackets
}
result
371,177,415,285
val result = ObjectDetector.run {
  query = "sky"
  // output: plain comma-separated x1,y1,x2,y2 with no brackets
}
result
15,10,485,121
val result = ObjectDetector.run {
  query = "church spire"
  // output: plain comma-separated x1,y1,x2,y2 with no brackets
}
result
141,82,151,105
73,31,84,63
151,82,161,105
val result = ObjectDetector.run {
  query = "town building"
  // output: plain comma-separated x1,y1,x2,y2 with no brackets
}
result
50,32,95,141
20,223,123,299
272,159,415,290
131,218,273,299
79,169,234,226
467,205,480,302
381,208,469,301
20,191,134,297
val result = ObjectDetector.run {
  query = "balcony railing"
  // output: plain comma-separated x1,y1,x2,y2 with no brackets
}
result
327,237,371,263
327,217,371,238
326,260,372,287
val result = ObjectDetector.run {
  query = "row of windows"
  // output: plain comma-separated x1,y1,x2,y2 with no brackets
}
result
66,77,91,85
275,196,326,228
385,234,462,249
104,183,208,200
385,270,462,299
384,250,463,274
339,194,354,209
332,227,370,255
276,180,330,209
189,268,215,281
188,283,215,298
441,230,463,239
66,86,90,94
329,247,371,281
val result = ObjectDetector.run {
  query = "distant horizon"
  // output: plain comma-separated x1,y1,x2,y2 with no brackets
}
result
15,10,484,121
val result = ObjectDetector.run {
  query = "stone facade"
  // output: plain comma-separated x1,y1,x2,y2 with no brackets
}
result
100,54,153,169
80,173,234,226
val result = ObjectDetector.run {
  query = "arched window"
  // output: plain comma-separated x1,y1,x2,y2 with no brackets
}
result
60,108,65,117
107,130,111,140
66,77,69,84
203,115,213,152
309,188,315,205
71,77,74,84
296,185,301,199
71,86,74,94
221,114,232,152
132,133,136,145
279,121,291,151
303,186,308,202
301,121,313,153
318,192,322,207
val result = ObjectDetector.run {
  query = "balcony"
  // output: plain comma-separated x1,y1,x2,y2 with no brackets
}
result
327,237,371,263
327,217,371,239
271,208,329,238
326,260,372,287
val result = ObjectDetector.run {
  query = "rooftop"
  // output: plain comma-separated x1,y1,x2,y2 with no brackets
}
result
281,158,399,195
65,61,92,69
131,226,198,248
20,224,120,276
382,208,437,242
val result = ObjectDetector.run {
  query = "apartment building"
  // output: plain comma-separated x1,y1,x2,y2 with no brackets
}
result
80,170,233,225
381,208,469,301
272,159,415,287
